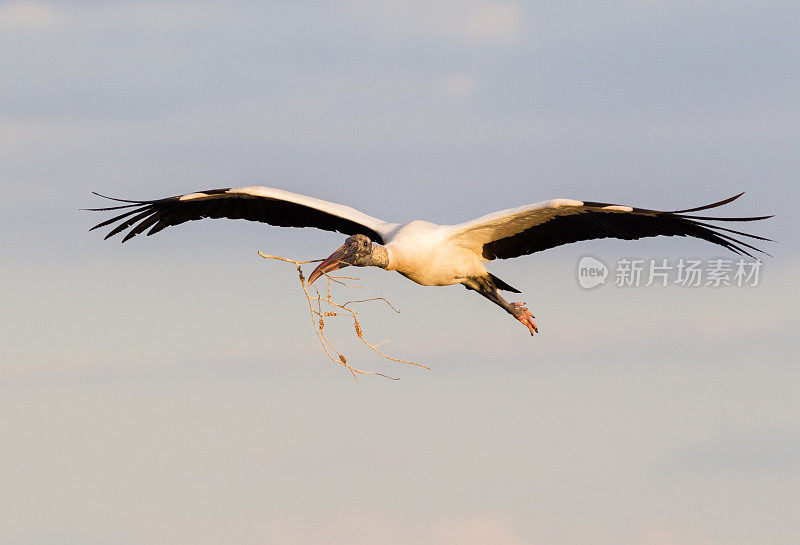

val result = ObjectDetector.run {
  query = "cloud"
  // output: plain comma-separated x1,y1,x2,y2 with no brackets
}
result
463,2,522,44
157,513,531,545
0,1,237,34
664,429,800,473
638,525,716,545
0,1,59,30
346,1,524,46
437,72,479,99
432,515,529,545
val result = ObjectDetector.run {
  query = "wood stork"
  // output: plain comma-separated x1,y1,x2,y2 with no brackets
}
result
87,187,771,335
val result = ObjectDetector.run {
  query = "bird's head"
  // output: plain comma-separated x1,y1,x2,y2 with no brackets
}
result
308,234,375,285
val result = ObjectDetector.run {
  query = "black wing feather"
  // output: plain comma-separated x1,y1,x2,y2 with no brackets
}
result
483,195,772,260
88,206,148,231
88,190,386,243
103,208,153,240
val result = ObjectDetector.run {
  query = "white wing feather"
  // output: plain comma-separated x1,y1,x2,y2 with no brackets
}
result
445,199,587,251
180,186,399,241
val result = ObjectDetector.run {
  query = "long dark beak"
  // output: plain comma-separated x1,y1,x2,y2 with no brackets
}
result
308,244,350,285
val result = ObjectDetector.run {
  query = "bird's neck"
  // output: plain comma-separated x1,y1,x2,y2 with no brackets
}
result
371,244,390,269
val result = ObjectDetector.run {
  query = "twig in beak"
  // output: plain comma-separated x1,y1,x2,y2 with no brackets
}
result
258,250,429,380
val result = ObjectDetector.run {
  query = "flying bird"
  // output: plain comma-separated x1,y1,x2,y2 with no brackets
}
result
87,187,771,335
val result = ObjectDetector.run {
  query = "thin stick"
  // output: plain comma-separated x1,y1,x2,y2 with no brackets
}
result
258,254,322,265
342,297,401,313
258,250,428,379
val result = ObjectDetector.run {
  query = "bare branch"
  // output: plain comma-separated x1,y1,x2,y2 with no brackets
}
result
342,297,401,313
258,250,429,380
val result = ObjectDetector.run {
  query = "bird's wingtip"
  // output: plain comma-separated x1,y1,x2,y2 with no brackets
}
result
673,192,749,214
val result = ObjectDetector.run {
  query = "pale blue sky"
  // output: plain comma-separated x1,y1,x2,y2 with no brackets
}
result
1,1,798,544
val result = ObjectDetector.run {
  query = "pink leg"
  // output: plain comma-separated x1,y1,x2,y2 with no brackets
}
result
512,302,538,335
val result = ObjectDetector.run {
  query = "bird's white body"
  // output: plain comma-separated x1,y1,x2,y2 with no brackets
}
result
379,199,598,287
385,221,487,286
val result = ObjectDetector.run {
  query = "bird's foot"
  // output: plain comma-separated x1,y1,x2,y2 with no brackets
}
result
512,302,538,335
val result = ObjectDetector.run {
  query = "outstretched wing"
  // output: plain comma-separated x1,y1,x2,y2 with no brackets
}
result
448,193,772,259
86,186,398,243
